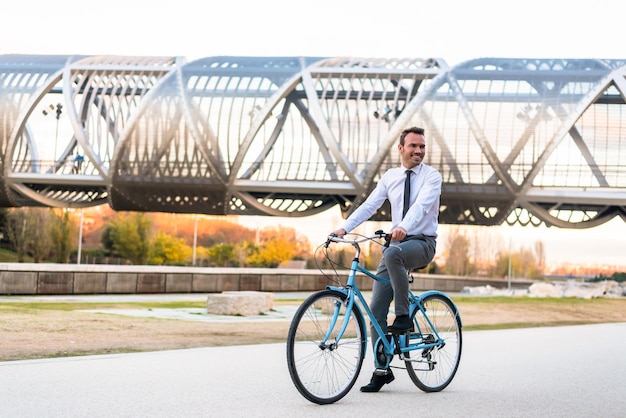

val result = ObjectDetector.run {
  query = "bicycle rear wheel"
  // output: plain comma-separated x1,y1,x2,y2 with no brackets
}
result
405,294,462,392
286,289,366,404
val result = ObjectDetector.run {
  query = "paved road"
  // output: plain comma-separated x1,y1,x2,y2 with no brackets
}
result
2,322,625,417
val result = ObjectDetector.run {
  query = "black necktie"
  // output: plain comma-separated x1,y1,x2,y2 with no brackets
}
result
403,169,412,219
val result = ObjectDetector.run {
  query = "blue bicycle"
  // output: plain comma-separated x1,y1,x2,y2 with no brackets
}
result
286,231,463,404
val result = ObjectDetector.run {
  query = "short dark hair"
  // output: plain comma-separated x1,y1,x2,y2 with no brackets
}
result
399,127,425,145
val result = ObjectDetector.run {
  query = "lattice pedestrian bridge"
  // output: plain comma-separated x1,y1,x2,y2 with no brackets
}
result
1,54,626,228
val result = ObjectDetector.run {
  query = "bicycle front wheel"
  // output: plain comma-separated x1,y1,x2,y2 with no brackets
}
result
286,289,366,404
406,294,462,392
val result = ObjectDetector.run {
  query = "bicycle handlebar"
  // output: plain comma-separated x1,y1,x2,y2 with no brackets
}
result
325,229,391,248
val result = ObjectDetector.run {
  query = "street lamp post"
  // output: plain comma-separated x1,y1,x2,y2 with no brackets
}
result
42,103,63,169
507,235,512,290
54,103,62,159
192,215,198,266
77,208,84,264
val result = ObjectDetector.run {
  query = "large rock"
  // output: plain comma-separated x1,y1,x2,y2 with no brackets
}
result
463,279,625,299
206,291,274,316
528,282,561,297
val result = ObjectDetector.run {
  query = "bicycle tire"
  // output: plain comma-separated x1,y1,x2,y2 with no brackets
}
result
405,293,462,392
286,289,367,404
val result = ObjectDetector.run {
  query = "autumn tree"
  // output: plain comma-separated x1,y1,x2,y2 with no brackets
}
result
259,225,311,261
246,237,295,267
495,251,519,279
6,208,30,262
28,208,52,262
48,209,74,263
148,232,192,265
467,226,503,276
205,243,237,267
3,208,52,262
443,226,472,275
192,217,255,246
0,208,8,239
101,212,152,264
534,240,546,276
494,244,545,280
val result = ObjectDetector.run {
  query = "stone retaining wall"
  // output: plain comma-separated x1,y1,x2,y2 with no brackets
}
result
0,263,533,295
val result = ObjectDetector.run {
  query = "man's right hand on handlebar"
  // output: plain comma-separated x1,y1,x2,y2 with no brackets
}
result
331,228,347,238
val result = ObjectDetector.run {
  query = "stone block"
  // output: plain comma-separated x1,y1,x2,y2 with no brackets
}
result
216,275,240,292
261,274,281,291
166,273,193,293
206,291,274,316
296,275,319,291
107,273,137,293
137,273,165,293
74,273,107,294
239,274,261,291
277,274,299,291
38,272,73,294
0,271,37,295
192,274,218,292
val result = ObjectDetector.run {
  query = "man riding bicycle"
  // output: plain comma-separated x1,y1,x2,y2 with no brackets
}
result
331,126,442,392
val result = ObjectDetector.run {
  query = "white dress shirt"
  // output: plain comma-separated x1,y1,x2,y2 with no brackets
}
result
341,163,442,237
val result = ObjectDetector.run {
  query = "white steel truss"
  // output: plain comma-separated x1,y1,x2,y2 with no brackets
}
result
1,55,625,228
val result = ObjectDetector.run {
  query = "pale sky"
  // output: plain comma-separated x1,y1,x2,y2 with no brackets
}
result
1,0,625,268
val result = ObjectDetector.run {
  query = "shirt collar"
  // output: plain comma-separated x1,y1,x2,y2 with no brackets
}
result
403,164,422,175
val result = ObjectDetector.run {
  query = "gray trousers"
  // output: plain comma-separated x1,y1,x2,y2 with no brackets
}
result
369,235,436,350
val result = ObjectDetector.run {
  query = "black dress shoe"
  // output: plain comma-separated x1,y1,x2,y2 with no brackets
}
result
388,315,414,334
360,370,394,392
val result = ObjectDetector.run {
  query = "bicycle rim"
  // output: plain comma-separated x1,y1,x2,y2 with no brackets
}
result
286,290,366,404
405,294,462,392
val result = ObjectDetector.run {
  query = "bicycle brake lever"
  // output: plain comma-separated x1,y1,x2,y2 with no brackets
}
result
375,230,391,248
325,233,337,248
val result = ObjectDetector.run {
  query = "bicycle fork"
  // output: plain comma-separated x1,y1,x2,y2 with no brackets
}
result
319,290,357,349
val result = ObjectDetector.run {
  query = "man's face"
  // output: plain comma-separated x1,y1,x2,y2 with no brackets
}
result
399,132,426,169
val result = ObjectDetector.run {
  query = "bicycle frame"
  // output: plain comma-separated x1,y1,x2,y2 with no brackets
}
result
323,238,458,362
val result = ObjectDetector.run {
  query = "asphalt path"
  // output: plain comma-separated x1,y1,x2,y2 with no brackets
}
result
2,322,625,417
